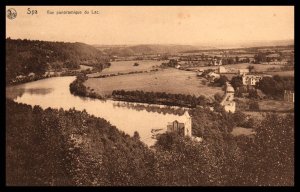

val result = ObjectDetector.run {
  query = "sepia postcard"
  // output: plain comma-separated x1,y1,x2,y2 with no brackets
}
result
5,6,294,186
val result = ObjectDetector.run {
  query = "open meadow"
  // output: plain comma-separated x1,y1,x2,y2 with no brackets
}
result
267,70,294,77
237,97,294,112
87,60,166,77
84,68,223,99
258,99,294,111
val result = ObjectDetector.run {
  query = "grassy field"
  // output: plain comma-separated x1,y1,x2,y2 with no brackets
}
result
258,99,294,111
88,60,165,77
243,111,292,121
266,70,294,77
84,68,223,99
237,97,294,112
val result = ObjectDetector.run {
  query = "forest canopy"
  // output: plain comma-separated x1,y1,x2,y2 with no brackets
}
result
6,38,110,82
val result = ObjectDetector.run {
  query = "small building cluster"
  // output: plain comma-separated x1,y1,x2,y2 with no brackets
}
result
218,66,227,74
284,90,294,103
175,64,181,69
241,74,262,86
196,69,204,76
167,111,192,137
167,120,186,136
241,74,272,86
206,72,220,82
220,82,236,113
166,111,203,142
211,58,222,66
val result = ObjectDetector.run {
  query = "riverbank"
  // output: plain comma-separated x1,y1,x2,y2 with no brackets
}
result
7,76,192,147
7,60,111,86
69,73,214,108
69,73,104,99
7,69,92,86
112,90,209,108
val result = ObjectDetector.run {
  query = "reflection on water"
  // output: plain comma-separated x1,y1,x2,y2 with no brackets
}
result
7,87,54,99
6,76,189,146
113,102,186,116
26,88,54,95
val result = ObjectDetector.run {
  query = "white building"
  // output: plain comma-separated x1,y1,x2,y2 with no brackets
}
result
175,64,181,69
242,74,262,86
220,82,236,113
218,66,227,74
28,72,35,77
206,72,220,82
183,111,192,137
223,101,236,113
238,69,249,75
167,111,192,137
284,90,294,103
197,71,203,76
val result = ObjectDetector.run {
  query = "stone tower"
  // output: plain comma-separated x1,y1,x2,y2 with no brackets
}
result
183,111,192,137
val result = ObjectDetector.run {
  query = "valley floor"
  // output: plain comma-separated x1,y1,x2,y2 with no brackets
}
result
84,68,223,99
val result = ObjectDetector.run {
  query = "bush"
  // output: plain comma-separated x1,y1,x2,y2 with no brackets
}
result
213,75,228,87
257,76,294,100
231,76,243,89
214,93,223,103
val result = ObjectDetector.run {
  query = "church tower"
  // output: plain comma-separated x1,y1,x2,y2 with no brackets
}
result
183,111,192,137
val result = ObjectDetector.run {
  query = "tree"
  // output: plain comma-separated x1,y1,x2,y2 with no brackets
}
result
249,101,259,111
133,131,140,140
213,75,228,87
231,76,243,89
232,111,247,127
245,57,250,63
214,93,223,103
252,114,294,185
235,56,239,64
154,133,225,185
257,77,277,98
227,58,235,64
248,89,259,99
254,52,267,64
247,65,255,73
161,55,169,60
168,59,178,67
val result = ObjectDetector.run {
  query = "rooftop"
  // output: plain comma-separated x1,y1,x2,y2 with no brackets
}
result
226,86,235,92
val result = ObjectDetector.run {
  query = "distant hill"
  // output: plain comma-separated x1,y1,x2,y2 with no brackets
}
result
6,38,109,81
192,39,294,49
238,39,294,48
93,44,215,56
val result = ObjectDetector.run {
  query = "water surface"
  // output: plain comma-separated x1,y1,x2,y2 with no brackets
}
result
6,76,189,146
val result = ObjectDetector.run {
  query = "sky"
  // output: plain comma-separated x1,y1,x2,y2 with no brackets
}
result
6,6,294,45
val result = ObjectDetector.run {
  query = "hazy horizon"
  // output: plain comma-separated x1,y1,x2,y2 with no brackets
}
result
6,6,294,46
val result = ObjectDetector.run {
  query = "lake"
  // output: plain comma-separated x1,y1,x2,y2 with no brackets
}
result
6,76,190,146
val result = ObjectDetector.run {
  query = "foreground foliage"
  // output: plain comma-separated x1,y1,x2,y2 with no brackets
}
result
6,100,294,186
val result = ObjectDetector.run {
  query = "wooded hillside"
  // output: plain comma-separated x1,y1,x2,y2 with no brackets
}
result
6,38,110,81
